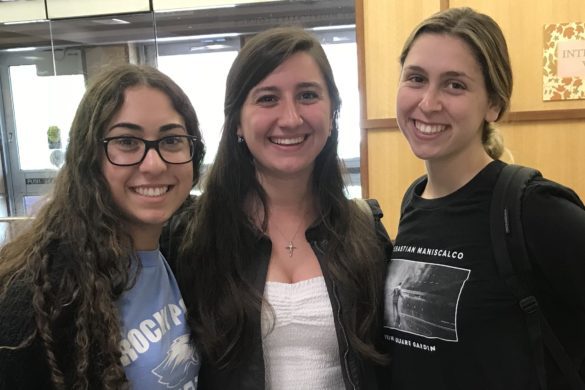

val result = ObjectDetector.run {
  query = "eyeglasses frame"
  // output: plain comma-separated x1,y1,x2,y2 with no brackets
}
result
101,135,198,167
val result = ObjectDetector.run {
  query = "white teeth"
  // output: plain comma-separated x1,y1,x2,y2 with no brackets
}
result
415,120,446,134
271,136,305,145
134,186,169,197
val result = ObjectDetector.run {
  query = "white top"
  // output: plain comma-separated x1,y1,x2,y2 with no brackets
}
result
261,276,344,390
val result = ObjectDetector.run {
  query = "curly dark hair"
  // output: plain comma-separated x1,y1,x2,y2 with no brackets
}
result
0,64,204,389
177,27,386,369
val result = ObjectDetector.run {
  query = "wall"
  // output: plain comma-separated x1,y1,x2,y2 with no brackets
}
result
357,0,585,235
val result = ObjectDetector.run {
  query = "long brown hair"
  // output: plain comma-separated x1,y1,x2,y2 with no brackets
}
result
178,26,386,369
0,64,204,389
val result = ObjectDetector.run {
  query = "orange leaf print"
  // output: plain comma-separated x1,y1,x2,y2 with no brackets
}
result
563,27,575,39
549,53,557,74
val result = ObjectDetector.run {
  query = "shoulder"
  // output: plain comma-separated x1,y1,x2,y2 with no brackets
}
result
404,175,427,198
168,195,198,232
0,279,36,351
521,175,585,262
520,175,585,307
0,249,73,348
494,163,583,223
353,198,382,220
523,176,585,221
352,197,385,226
160,195,198,267
353,198,394,259
520,171,585,238
0,264,71,346
0,289,50,387
0,249,77,387
524,176,583,205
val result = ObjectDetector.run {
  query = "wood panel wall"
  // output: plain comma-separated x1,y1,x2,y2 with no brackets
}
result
357,0,585,236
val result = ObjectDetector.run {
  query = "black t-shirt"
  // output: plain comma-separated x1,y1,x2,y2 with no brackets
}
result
384,160,585,389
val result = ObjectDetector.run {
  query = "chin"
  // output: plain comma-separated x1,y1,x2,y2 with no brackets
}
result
133,213,172,228
409,145,441,161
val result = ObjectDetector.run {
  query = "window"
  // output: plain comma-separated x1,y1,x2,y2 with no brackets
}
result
0,0,360,219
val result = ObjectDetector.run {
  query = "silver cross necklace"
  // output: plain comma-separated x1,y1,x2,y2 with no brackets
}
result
270,218,305,257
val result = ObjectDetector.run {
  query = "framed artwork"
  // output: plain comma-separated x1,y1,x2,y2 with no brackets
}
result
543,22,585,101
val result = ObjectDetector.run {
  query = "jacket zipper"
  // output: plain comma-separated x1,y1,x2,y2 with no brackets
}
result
314,240,357,390
333,282,358,390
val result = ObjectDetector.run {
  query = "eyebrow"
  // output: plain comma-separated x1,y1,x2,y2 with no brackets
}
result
403,65,473,80
250,81,324,97
107,122,186,133
249,86,279,98
297,81,324,90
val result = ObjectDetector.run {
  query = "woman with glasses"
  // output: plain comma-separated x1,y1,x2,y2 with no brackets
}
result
170,27,392,389
0,64,204,389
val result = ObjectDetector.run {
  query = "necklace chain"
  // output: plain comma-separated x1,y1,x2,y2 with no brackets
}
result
270,217,304,257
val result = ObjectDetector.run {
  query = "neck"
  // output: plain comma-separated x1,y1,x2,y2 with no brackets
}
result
128,224,162,251
257,170,313,210
265,197,315,258
423,147,493,199
253,174,315,249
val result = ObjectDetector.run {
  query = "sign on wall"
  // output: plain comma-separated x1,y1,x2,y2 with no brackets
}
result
543,22,585,101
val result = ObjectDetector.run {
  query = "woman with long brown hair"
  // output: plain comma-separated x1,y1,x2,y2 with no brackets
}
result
0,64,205,389
174,27,392,389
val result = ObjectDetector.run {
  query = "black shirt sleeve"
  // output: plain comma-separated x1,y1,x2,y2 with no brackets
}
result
522,178,585,383
523,179,585,308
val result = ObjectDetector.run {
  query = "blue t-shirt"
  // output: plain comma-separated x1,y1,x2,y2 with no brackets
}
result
117,249,199,389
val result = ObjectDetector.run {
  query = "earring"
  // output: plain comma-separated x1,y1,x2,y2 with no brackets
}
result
237,136,245,144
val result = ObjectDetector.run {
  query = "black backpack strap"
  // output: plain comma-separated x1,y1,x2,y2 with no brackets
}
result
400,175,426,217
355,198,393,259
364,198,382,218
490,164,585,390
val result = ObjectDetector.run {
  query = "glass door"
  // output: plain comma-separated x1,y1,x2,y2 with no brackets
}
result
0,49,85,216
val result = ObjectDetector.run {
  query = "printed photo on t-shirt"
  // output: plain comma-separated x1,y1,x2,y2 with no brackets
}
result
384,259,470,341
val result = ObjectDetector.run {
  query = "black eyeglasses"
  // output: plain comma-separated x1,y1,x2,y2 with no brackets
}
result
102,135,198,166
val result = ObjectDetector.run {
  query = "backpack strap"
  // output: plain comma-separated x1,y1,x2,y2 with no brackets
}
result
490,164,585,390
354,198,393,259
400,175,426,217
354,197,375,225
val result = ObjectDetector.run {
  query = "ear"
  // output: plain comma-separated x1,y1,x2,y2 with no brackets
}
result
485,103,500,123
236,127,242,137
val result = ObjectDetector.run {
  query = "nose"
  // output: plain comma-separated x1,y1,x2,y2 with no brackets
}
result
139,148,167,174
277,98,303,128
418,87,442,113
